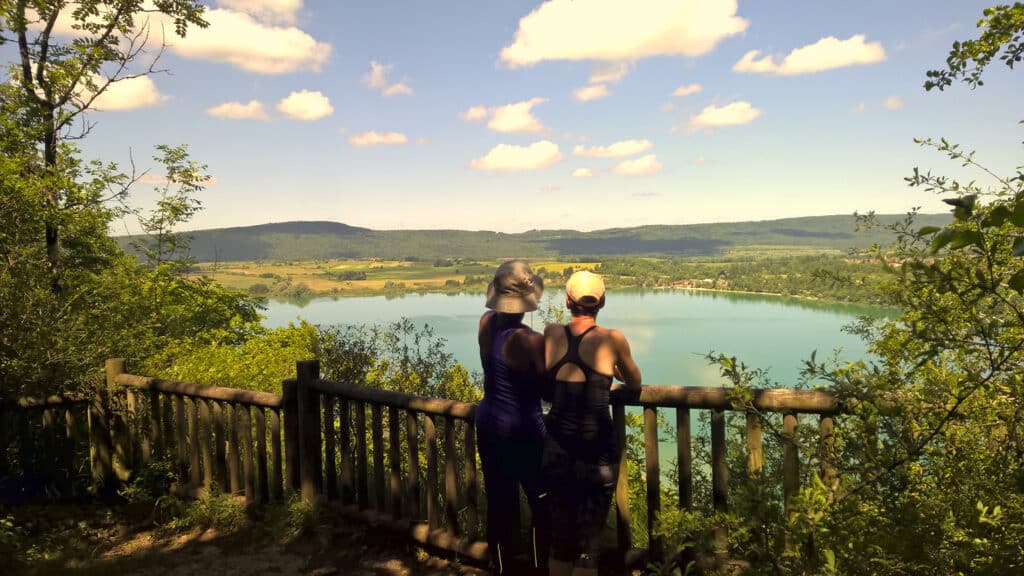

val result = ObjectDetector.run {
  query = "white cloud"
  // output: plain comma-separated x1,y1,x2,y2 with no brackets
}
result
680,101,762,132
460,106,488,121
883,96,904,110
733,34,886,76
572,168,594,178
573,84,610,102
589,62,630,84
217,0,302,25
672,83,702,96
501,0,747,67
612,154,663,176
850,102,866,113
574,139,653,158
275,90,333,120
463,98,548,133
364,61,414,96
169,9,330,74
90,76,167,111
470,140,562,171
349,131,409,147
207,99,270,120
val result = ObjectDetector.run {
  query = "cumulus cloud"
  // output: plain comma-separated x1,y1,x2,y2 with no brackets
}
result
612,154,663,176
169,9,330,74
470,141,562,171
883,96,904,110
572,168,594,178
275,90,333,120
573,84,610,102
217,0,302,25
733,34,886,76
500,0,748,67
461,98,548,133
364,61,414,96
850,102,866,113
460,106,488,121
672,83,702,96
90,76,167,111
349,131,409,147
680,101,762,132
573,139,653,158
207,99,270,120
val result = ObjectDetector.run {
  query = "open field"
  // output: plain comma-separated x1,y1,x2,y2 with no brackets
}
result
195,258,599,297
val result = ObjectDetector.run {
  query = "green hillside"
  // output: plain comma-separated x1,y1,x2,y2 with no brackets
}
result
117,214,952,262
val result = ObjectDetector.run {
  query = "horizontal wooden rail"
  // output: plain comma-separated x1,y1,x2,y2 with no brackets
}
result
306,378,476,419
115,374,283,408
1,394,89,408
611,384,841,414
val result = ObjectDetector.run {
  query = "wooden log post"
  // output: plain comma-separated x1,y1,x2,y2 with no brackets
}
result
200,400,214,490
213,401,228,487
643,406,662,560
239,404,255,503
188,398,202,487
463,419,478,540
270,408,284,501
782,412,800,553
89,362,117,497
297,360,323,505
355,401,369,510
323,395,338,501
711,409,728,561
677,407,692,510
746,412,763,476
406,410,421,521
340,399,354,505
174,395,188,481
443,417,459,536
227,404,241,494
256,408,269,503
282,380,300,494
389,406,403,521
819,416,836,490
106,359,132,481
613,404,632,553
162,394,174,465
425,414,439,531
64,407,77,497
149,389,162,461
372,404,386,514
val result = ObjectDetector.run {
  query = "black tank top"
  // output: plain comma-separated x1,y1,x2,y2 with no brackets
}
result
545,325,617,464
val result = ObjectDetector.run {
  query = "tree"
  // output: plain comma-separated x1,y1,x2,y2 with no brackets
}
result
0,0,207,293
925,3,1024,91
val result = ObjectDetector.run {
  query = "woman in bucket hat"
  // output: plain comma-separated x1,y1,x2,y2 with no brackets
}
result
542,270,642,576
476,260,550,574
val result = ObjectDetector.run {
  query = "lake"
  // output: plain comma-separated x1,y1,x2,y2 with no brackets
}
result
263,289,883,389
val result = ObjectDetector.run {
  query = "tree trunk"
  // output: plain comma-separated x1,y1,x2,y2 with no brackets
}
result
44,123,61,294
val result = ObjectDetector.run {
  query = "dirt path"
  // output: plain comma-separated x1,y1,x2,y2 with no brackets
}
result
7,504,490,576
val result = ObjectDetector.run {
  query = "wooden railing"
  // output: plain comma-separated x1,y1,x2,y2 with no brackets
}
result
2,358,842,570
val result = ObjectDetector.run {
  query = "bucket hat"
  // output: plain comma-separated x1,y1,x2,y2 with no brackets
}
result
485,260,544,313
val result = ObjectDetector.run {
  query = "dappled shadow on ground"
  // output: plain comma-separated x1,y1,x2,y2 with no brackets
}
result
6,504,488,576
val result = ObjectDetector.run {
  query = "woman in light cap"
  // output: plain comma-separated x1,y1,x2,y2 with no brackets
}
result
542,270,642,576
476,260,549,574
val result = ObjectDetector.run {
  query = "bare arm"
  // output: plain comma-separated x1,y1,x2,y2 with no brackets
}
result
609,329,641,390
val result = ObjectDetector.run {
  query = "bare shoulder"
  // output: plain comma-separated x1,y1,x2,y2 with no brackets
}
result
605,328,631,347
543,323,563,337
479,311,494,331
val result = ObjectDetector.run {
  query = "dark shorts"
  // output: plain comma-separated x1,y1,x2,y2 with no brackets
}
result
540,434,619,564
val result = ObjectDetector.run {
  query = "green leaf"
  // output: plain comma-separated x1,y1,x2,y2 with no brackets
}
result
931,229,955,253
984,205,1011,227
917,226,942,236
948,230,983,250
1009,269,1024,294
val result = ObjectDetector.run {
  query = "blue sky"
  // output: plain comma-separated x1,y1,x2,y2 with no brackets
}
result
23,0,1022,233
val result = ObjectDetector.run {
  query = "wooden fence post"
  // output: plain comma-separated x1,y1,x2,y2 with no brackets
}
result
89,360,118,497
282,380,300,494
106,359,133,481
297,360,322,505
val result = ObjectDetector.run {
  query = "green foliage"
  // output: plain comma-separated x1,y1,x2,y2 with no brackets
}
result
925,3,1024,90
167,487,247,532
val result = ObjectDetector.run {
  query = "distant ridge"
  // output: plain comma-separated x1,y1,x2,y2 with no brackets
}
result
116,214,952,262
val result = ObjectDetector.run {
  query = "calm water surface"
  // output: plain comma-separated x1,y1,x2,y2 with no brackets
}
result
263,290,884,388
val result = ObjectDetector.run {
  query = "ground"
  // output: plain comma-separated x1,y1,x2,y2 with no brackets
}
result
5,504,490,576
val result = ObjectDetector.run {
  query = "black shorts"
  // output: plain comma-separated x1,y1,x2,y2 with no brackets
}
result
540,434,619,563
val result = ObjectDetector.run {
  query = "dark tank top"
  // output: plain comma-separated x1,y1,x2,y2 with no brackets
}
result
475,317,545,441
545,325,617,463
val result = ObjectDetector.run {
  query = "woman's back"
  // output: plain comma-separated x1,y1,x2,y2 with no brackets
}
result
477,313,545,440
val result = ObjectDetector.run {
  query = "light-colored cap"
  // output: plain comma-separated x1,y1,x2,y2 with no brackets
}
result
566,270,605,306
485,260,544,313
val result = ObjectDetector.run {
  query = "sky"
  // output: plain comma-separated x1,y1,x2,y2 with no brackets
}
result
10,0,1023,233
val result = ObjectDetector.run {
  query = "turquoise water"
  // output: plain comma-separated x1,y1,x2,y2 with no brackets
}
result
262,289,882,389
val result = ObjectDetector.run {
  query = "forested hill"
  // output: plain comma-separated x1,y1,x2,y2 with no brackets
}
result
119,214,951,262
